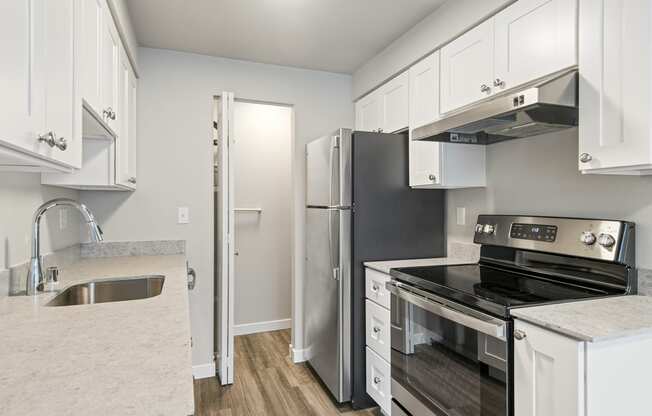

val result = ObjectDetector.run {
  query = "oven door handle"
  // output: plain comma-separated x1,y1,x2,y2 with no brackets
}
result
386,281,507,341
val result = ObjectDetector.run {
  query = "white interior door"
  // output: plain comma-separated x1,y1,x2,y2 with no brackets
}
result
216,91,235,385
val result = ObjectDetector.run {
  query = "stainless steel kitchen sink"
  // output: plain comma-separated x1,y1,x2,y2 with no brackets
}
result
46,276,165,306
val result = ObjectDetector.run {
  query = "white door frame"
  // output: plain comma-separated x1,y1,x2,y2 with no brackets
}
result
215,91,235,385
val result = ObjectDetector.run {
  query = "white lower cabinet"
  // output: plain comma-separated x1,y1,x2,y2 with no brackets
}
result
366,347,391,415
515,318,652,416
365,268,392,415
514,320,584,416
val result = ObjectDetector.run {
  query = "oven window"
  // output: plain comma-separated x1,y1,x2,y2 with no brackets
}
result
392,300,509,416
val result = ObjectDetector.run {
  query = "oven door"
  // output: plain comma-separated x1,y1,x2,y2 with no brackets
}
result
386,280,512,416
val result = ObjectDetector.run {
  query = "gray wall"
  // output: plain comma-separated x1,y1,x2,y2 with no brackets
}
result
448,128,652,269
81,47,353,368
352,0,514,99
0,174,80,271
232,101,292,328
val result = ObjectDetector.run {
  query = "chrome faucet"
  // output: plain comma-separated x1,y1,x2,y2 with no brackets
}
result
26,198,103,295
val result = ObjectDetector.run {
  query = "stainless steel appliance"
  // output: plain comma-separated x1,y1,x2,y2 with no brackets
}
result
413,70,578,145
305,129,446,406
388,215,636,416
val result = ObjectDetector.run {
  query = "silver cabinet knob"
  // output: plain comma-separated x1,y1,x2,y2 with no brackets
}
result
373,326,381,334
38,132,67,150
103,107,116,121
373,376,382,384
514,329,527,340
598,233,616,248
480,84,491,93
187,266,196,290
493,78,505,88
428,174,437,182
127,177,137,184
579,153,593,163
580,231,596,246
372,284,380,292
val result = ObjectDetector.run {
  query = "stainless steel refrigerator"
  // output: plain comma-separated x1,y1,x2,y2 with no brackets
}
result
305,128,446,408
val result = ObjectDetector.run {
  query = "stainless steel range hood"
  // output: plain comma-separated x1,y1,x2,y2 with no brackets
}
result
413,69,578,145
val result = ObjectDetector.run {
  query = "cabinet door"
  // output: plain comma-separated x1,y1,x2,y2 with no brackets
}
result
381,71,409,133
0,0,46,155
101,5,119,131
365,299,391,363
440,19,494,114
579,0,652,171
115,46,131,187
127,67,138,188
80,0,103,115
409,52,441,187
355,90,382,132
42,0,80,167
514,320,584,416
494,0,578,93
366,347,391,415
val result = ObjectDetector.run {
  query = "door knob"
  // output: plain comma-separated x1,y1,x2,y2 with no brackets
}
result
127,177,137,184
480,84,491,93
493,78,505,88
373,376,382,384
514,329,527,340
38,132,67,151
579,153,593,163
428,174,437,182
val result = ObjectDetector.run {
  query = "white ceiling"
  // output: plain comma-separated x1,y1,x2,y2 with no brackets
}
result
125,0,446,74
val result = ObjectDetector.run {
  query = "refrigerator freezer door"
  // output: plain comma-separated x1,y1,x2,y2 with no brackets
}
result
306,128,352,207
305,207,342,400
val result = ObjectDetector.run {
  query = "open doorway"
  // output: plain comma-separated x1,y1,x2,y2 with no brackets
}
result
213,96,294,385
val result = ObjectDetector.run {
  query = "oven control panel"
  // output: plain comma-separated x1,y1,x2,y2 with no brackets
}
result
473,215,634,264
510,223,557,242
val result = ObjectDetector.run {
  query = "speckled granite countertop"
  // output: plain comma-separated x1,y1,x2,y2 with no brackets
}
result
512,295,652,342
0,254,194,416
363,241,480,274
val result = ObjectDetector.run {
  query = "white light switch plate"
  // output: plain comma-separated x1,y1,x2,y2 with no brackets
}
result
456,207,466,226
178,207,190,224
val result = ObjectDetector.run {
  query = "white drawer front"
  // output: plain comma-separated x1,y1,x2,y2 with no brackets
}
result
366,347,391,415
365,268,391,309
366,299,391,362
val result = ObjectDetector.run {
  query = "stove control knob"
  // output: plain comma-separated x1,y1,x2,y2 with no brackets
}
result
598,233,616,248
580,231,596,246
483,224,496,235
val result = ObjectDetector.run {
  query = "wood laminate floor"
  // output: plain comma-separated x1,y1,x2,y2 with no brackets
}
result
193,329,380,416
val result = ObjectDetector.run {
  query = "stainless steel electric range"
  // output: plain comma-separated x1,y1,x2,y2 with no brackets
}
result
387,215,636,416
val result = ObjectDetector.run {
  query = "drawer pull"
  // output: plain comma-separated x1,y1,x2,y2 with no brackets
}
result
373,326,381,334
372,284,380,292
514,329,527,340
373,376,382,384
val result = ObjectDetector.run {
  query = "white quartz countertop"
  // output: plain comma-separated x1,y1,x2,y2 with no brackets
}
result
512,295,652,342
0,255,194,416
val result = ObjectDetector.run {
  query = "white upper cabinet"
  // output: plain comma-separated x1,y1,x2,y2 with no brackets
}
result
494,0,578,93
579,0,652,174
409,52,440,130
0,0,80,171
514,320,584,416
101,4,120,132
115,46,137,189
441,0,577,115
380,71,409,133
355,71,409,133
440,19,494,114
355,90,383,133
80,0,103,114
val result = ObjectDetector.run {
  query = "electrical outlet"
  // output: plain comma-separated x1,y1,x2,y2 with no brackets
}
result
456,207,466,226
178,207,190,224
59,207,68,230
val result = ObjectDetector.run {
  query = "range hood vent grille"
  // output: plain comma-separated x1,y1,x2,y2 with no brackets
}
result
413,70,579,145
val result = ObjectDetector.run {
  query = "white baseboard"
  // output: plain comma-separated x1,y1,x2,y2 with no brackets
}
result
192,362,216,379
233,318,291,336
290,344,309,363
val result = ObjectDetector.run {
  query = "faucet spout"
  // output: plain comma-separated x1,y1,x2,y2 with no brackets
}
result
26,198,104,296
